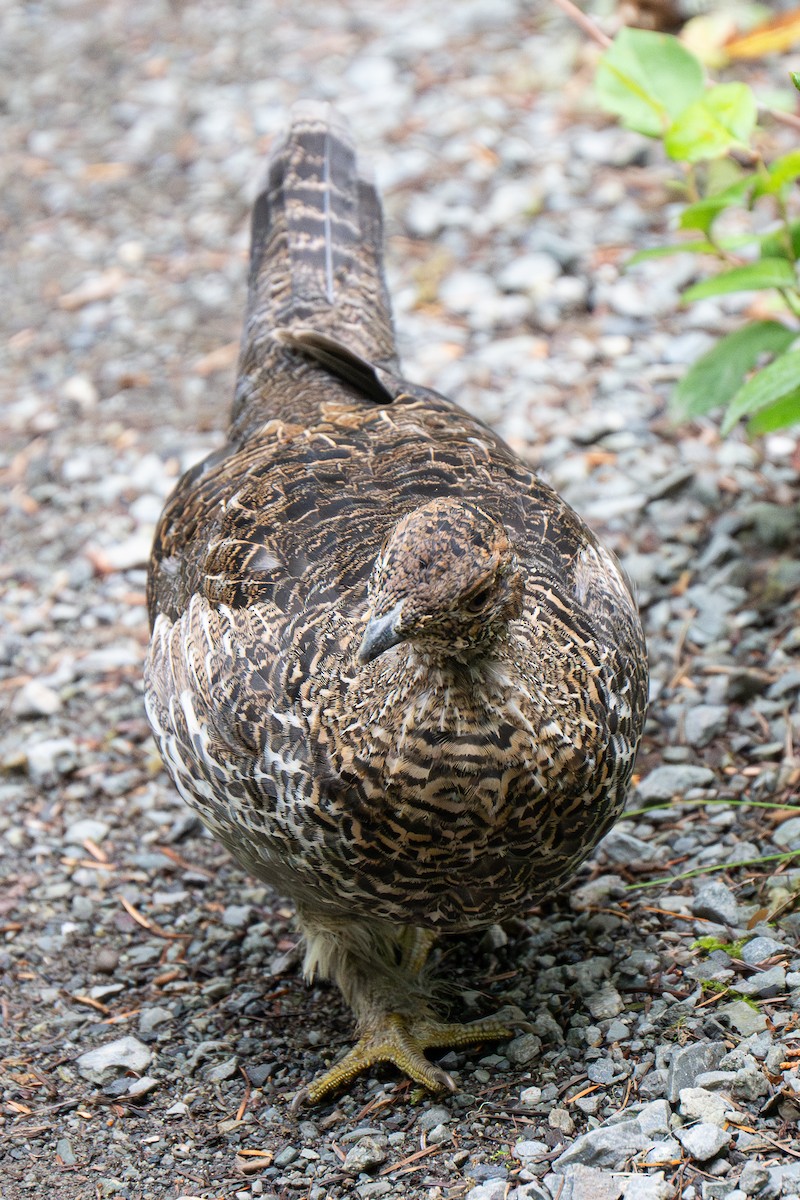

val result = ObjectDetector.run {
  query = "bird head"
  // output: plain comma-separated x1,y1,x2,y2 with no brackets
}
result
358,498,524,665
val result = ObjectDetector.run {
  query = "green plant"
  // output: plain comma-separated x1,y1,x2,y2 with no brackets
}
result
594,26,800,436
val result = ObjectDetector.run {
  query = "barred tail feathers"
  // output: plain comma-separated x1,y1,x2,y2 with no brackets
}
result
239,102,398,377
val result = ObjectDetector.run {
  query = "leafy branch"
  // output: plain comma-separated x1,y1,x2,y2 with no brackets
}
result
557,3,800,436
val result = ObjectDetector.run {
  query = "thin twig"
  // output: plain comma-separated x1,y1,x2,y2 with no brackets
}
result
761,105,800,135
550,0,611,49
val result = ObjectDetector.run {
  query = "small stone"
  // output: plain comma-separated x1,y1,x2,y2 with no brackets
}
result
56,1137,77,1166
731,1065,769,1101
416,1105,452,1131
25,737,79,780
514,1139,549,1162
519,1085,543,1106
92,947,120,974
138,1006,174,1034
694,1070,737,1090
555,1119,648,1169
691,881,740,926
505,1033,542,1064
679,1087,730,1128
667,1042,727,1103
63,818,110,846
636,765,715,802
126,1075,159,1098
718,1000,768,1037
644,1139,682,1165
683,705,727,748
636,1099,671,1138
548,1163,624,1200
622,1175,676,1200
740,936,786,964
586,982,624,1020
638,1069,668,1100
205,1055,239,1082
76,1036,152,1082
587,1059,618,1085
221,904,253,928
273,1145,299,1169
426,1122,451,1145
357,1183,392,1200
343,1137,387,1176
738,1162,770,1195
549,1107,575,1135
165,1101,190,1117
12,680,62,717
675,1122,731,1162
465,1184,508,1200
735,964,785,998
773,817,800,849
63,374,99,408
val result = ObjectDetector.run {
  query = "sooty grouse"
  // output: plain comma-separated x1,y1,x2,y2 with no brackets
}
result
145,102,648,1104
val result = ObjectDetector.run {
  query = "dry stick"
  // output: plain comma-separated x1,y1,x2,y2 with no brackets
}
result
551,0,611,48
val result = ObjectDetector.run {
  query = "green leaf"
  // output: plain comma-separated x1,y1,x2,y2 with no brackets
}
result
754,150,800,197
664,83,757,163
671,320,796,419
760,220,800,262
679,179,752,234
722,347,800,433
596,28,705,137
747,390,800,434
792,72,800,93
681,258,796,303
627,240,718,264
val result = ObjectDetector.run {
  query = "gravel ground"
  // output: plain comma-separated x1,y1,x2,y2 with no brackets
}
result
2,2,800,1198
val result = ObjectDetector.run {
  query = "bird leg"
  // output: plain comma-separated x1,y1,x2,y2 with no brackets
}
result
292,920,515,1108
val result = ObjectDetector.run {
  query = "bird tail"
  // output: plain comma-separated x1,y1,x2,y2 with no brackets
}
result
237,102,398,387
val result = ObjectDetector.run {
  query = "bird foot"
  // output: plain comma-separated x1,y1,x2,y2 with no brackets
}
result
292,1009,514,1108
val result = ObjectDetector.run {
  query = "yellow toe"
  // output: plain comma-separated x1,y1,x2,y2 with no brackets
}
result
293,1009,514,1107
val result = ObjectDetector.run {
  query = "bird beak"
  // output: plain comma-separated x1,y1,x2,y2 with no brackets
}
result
358,601,405,665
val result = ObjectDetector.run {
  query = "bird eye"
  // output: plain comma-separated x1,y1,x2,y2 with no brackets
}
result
466,586,492,613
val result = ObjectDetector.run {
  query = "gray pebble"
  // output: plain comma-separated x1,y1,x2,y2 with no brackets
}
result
668,1042,728,1103
636,764,715,802
738,1162,771,1195
555,1119,648,1170
546,1163,624,1200
505,1032,542,1064
138,1006,174,1033
643,1138,682,1165
26,737,79,780
342,1136,387,1176
675,1121,731,1162
718,1000,768,1037
636,1099,671,1138
465,1184,509,1200
678,1087,731,1128
273,1145,299,1169
586,982,624,1020
683,705,728,747
205,1055,239,1082
76,1036,152,1082
12,680,62,717
63,818,110,846
692,881,740,927
773,817,800,848
741,935,789,966
622,1177,675,1200
56,1137,77,1166
416,1105,452,1131
735,964,786,998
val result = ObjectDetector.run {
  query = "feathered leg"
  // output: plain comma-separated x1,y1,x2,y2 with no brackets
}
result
292,917,515,1107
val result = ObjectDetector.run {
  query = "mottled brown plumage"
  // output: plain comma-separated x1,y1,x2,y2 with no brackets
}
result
144,102,648,1103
